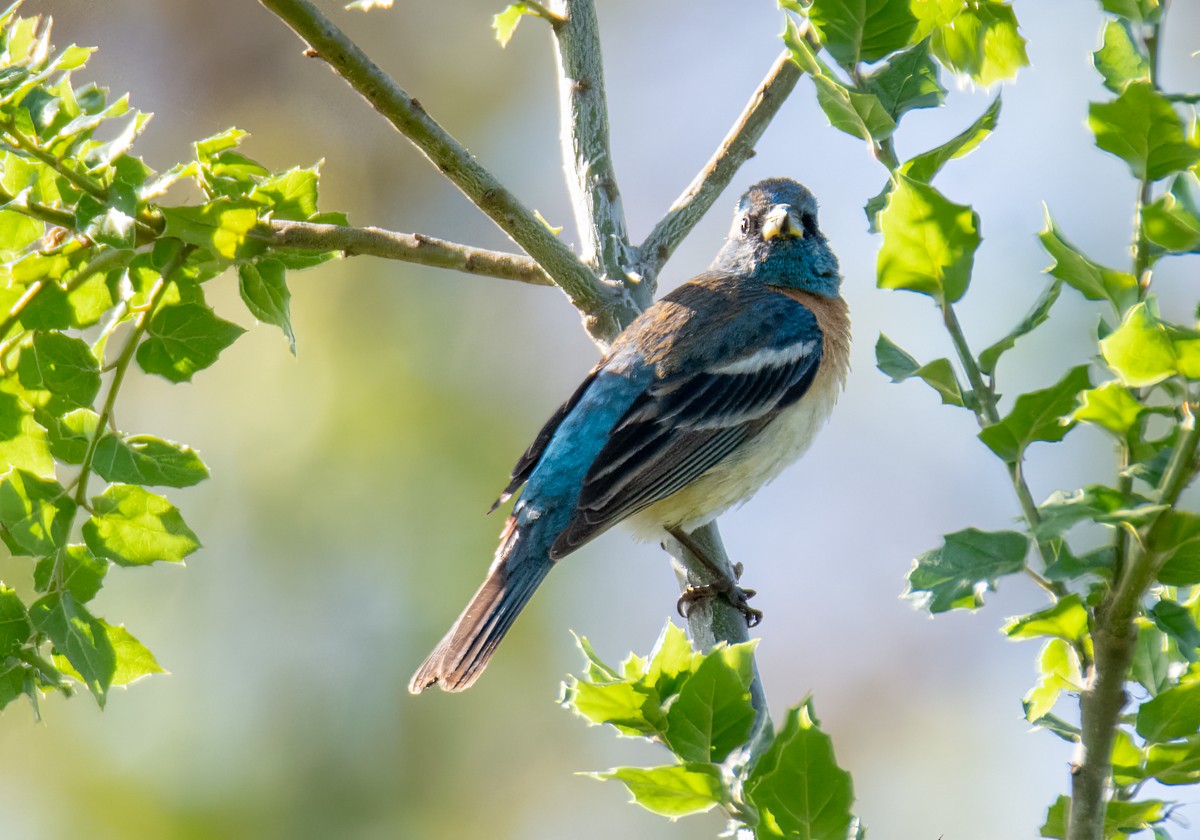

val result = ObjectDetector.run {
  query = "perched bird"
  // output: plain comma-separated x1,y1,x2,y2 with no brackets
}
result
410,178,850,693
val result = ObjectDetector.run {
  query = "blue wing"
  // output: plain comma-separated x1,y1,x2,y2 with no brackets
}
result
492,275,824,558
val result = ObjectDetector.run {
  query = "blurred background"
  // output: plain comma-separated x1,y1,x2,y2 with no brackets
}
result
2,1,1199,838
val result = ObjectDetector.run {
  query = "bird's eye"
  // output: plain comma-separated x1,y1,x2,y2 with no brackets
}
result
739,215,752,237
801,212,819,239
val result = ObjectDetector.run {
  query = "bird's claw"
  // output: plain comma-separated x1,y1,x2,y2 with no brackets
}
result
676,580,763,628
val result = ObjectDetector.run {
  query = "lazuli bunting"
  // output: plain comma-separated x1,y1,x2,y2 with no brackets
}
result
410,178,849,693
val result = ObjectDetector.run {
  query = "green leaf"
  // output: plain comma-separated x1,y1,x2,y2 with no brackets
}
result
1104,799,1166,836
643,621,703,700
1092,18,1149,93
15,331,101,415
1003,594,1089,642
1100,301,1176,387
29,592,115,706
493,4,534,48
136,301,246,383
1038,211,1138,309
159,198,264,261
1137,667,1200,739
806,0,917,67
930,0,1029,86
876,176,980,303
1146,735,1200,785
56,621,164,687
589,764,726,818
238,259,295,354
1142,175,1200,254
1100,0,1162,23
248,165,319,222
0,469,74,556
1071,381,1145,437
1040,794,1069,838
345,0,393,9
0,585,30,657
978,279,1061,376
1040,794,1165,839
1133,622,1173,698
860,39,945,120
1112,728,1147,786
812,75,896,142
564,677,665,737
0,388,54,478
977,365,1091,463
905,528,1028,613
664,644,757,763
571,632,621,682
82,484,201,566
1024,639,1083,721
1088,82,1200,181
874,335,965,406
33,544,107,602
1154,511,1200,586
92,434,210,488
43,407,97,465
1035,485,1164,540
1150,600,1200,661
745,701,854,840
194,128,248,162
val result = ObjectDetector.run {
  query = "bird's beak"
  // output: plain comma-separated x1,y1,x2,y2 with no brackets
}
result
761,203,804,240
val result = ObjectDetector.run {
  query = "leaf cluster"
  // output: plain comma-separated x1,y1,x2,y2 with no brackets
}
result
562,623,860,839
0,7,339,713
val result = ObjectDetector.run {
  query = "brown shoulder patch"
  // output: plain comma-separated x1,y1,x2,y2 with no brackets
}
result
768,287,851,384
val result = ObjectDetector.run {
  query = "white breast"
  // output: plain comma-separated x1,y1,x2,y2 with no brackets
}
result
624,365,844,541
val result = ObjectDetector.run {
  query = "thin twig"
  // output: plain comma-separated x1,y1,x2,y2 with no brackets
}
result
258,0,628,339
639,51,802,277
256,221,554,286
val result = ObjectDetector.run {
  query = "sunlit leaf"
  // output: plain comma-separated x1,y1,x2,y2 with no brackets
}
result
1092,18,1149,93
1088,82,1200,181
930,0,1028,86
589,764,726,818
136,301,246,383
877,176,980,303
82,484,201,566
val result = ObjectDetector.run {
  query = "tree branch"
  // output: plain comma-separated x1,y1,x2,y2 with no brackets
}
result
258,0,631,340
550,0,639,312
666,523,773,756
256,221,554,286
1069,405,1200,840
638,51,802,276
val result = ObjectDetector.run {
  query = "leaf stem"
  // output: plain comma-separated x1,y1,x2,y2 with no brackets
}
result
941,301,1065,588
72,256,175,509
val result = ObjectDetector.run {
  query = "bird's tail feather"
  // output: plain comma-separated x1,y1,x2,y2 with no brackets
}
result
409,518,553,693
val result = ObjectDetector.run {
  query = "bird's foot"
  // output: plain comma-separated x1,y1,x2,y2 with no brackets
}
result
676,580,763,628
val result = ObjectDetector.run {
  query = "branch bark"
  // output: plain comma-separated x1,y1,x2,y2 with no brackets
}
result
258,0,627,339
256,221,554,286
550,0,640,311
638,51,802,278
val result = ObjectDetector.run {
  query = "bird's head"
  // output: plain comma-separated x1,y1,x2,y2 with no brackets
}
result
710,178,840,297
